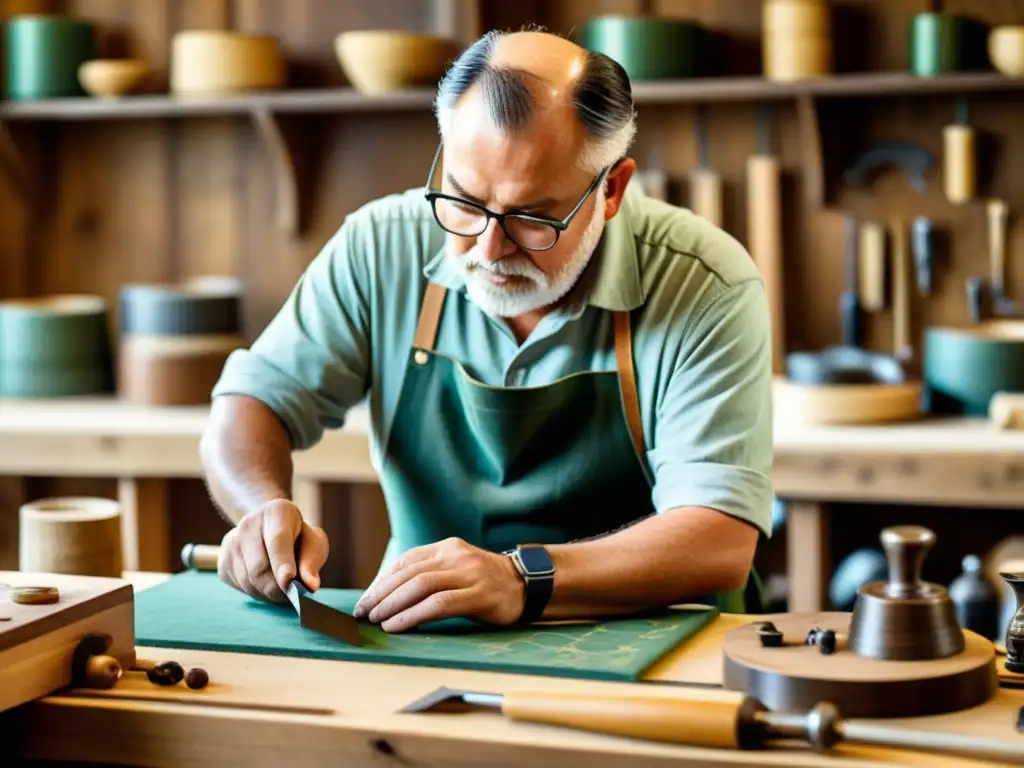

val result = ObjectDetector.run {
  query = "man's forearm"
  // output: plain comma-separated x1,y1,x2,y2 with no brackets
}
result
199,395,296,524
542,507,759,619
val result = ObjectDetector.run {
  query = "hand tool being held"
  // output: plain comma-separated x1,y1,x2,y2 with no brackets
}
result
402,687,1024,764
180,542,363,645
747,102,785,375
689,104,722,227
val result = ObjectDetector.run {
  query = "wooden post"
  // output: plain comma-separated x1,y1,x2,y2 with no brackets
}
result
786,500,830,612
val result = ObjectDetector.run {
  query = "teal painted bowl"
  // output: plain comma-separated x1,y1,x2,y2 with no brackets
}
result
576,16,705,80
923,322,1024,415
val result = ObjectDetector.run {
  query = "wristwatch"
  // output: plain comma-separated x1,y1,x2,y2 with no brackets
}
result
505,544,555,624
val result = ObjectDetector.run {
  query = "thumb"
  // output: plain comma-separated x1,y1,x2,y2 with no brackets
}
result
297,524,329,590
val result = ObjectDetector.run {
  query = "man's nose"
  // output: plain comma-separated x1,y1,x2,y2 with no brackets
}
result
477,219,517,261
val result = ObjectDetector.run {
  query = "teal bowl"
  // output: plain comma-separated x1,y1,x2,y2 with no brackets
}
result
923,322,1024,415
576,16,705,80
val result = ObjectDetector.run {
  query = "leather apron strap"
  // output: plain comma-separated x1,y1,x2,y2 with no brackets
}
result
614,310,645,460
413,281,447,351
411,281,645,454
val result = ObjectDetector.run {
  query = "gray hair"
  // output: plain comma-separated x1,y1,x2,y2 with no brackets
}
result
433,29,637,174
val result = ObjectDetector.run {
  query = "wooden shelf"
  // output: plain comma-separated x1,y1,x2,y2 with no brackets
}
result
0,71,1017,236
0,72,1019,122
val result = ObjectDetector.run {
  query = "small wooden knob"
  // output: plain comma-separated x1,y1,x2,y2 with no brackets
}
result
84,654,123,689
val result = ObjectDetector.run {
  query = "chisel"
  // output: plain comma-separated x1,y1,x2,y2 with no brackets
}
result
402,687,1024,764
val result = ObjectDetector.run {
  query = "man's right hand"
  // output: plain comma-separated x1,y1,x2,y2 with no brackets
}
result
217,499,330,603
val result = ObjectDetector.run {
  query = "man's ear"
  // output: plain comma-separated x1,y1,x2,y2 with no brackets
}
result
603,158,637,220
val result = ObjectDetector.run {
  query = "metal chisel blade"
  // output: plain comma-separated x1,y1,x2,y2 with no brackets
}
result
285,580,364,646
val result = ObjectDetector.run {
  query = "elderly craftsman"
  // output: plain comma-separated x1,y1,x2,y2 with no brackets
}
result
200,29,774,633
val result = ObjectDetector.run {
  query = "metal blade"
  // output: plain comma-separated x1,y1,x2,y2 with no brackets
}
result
285,580,364,646
399,686,501,713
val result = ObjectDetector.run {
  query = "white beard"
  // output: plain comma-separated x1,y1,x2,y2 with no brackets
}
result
450,186,607,318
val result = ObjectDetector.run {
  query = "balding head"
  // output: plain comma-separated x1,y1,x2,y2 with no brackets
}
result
434,29,636,174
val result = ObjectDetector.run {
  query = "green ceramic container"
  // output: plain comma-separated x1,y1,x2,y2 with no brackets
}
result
908,13,988,76
923,323,1024,415
3,15,96,100
576,16,704,80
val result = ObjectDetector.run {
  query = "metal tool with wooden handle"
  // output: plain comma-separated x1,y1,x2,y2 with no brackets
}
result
402,687,1024,763
989,198,1009,300
858,220,886,312
689,104,722,227
747,103,785,375
180,542,220,571
890,218,912,361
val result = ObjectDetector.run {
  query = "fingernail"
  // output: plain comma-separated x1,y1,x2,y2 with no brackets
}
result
352,603,364,618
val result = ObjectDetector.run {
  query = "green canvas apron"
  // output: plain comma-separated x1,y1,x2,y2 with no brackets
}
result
376,281,760,614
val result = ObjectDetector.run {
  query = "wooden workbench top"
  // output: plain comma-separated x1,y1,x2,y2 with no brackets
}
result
4,572,1024,768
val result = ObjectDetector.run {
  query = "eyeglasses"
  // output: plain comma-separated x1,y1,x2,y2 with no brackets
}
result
423,143,613,252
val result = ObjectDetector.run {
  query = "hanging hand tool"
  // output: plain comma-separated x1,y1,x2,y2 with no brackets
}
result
689,104,722,227
840,214,862,348
747,102,785,375
943,94,975,205
401,687,1024,764
858,220,886,312
989,198,1009,301
843,141,935,193
911,216,935,296
891,218,913,361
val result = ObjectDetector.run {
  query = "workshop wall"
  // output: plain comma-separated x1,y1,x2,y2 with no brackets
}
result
1,0,1023,593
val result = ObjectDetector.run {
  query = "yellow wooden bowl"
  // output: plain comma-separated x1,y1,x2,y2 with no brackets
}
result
78,59,151,97
989,26,1024,77
334,31,460,95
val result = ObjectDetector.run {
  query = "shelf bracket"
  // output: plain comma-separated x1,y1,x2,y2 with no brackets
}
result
0,119,40,212
796,95,825,208
248,107,300,237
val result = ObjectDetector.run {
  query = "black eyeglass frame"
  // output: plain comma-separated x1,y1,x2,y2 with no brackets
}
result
422,142,616,252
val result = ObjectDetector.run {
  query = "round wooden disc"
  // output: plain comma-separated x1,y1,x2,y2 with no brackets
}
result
722,612,998,718
11,586,60,605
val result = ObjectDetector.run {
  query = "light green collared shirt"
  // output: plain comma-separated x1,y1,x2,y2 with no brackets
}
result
212,181,775,536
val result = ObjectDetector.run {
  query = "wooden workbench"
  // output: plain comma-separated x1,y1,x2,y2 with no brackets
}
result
4,572,1023,768
3,396,1024,610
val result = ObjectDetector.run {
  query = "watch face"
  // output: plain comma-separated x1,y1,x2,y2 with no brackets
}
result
518,546,554,575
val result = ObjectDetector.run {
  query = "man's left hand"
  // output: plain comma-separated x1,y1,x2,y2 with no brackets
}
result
351,537,526,632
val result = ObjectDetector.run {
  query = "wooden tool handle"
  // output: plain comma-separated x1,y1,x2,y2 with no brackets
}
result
690,168,723,227
859,221,886,312
943,124,975,204
181,543,220,571
890,218,911,359
747,154,785,375
988,198,1009,295
502,692,746,750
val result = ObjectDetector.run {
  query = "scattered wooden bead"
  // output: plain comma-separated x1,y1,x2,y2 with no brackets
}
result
158,661,185,684
186,668,209,690
84,654,122,689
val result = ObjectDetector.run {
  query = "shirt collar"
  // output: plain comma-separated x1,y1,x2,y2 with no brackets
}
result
422,180,645,312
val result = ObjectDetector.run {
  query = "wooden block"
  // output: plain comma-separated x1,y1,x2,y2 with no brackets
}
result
0,571,135,714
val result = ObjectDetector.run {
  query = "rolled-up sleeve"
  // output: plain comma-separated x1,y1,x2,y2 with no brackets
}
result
212,221,372,451
648,277,775,536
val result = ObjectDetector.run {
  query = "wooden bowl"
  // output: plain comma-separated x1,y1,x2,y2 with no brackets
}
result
77,58,150,97
334,31,460,95
989,26,1024,77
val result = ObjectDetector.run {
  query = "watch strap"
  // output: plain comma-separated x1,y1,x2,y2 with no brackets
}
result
509,545,554,624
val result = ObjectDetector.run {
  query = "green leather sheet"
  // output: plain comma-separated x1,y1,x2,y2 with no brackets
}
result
134,572,718,682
